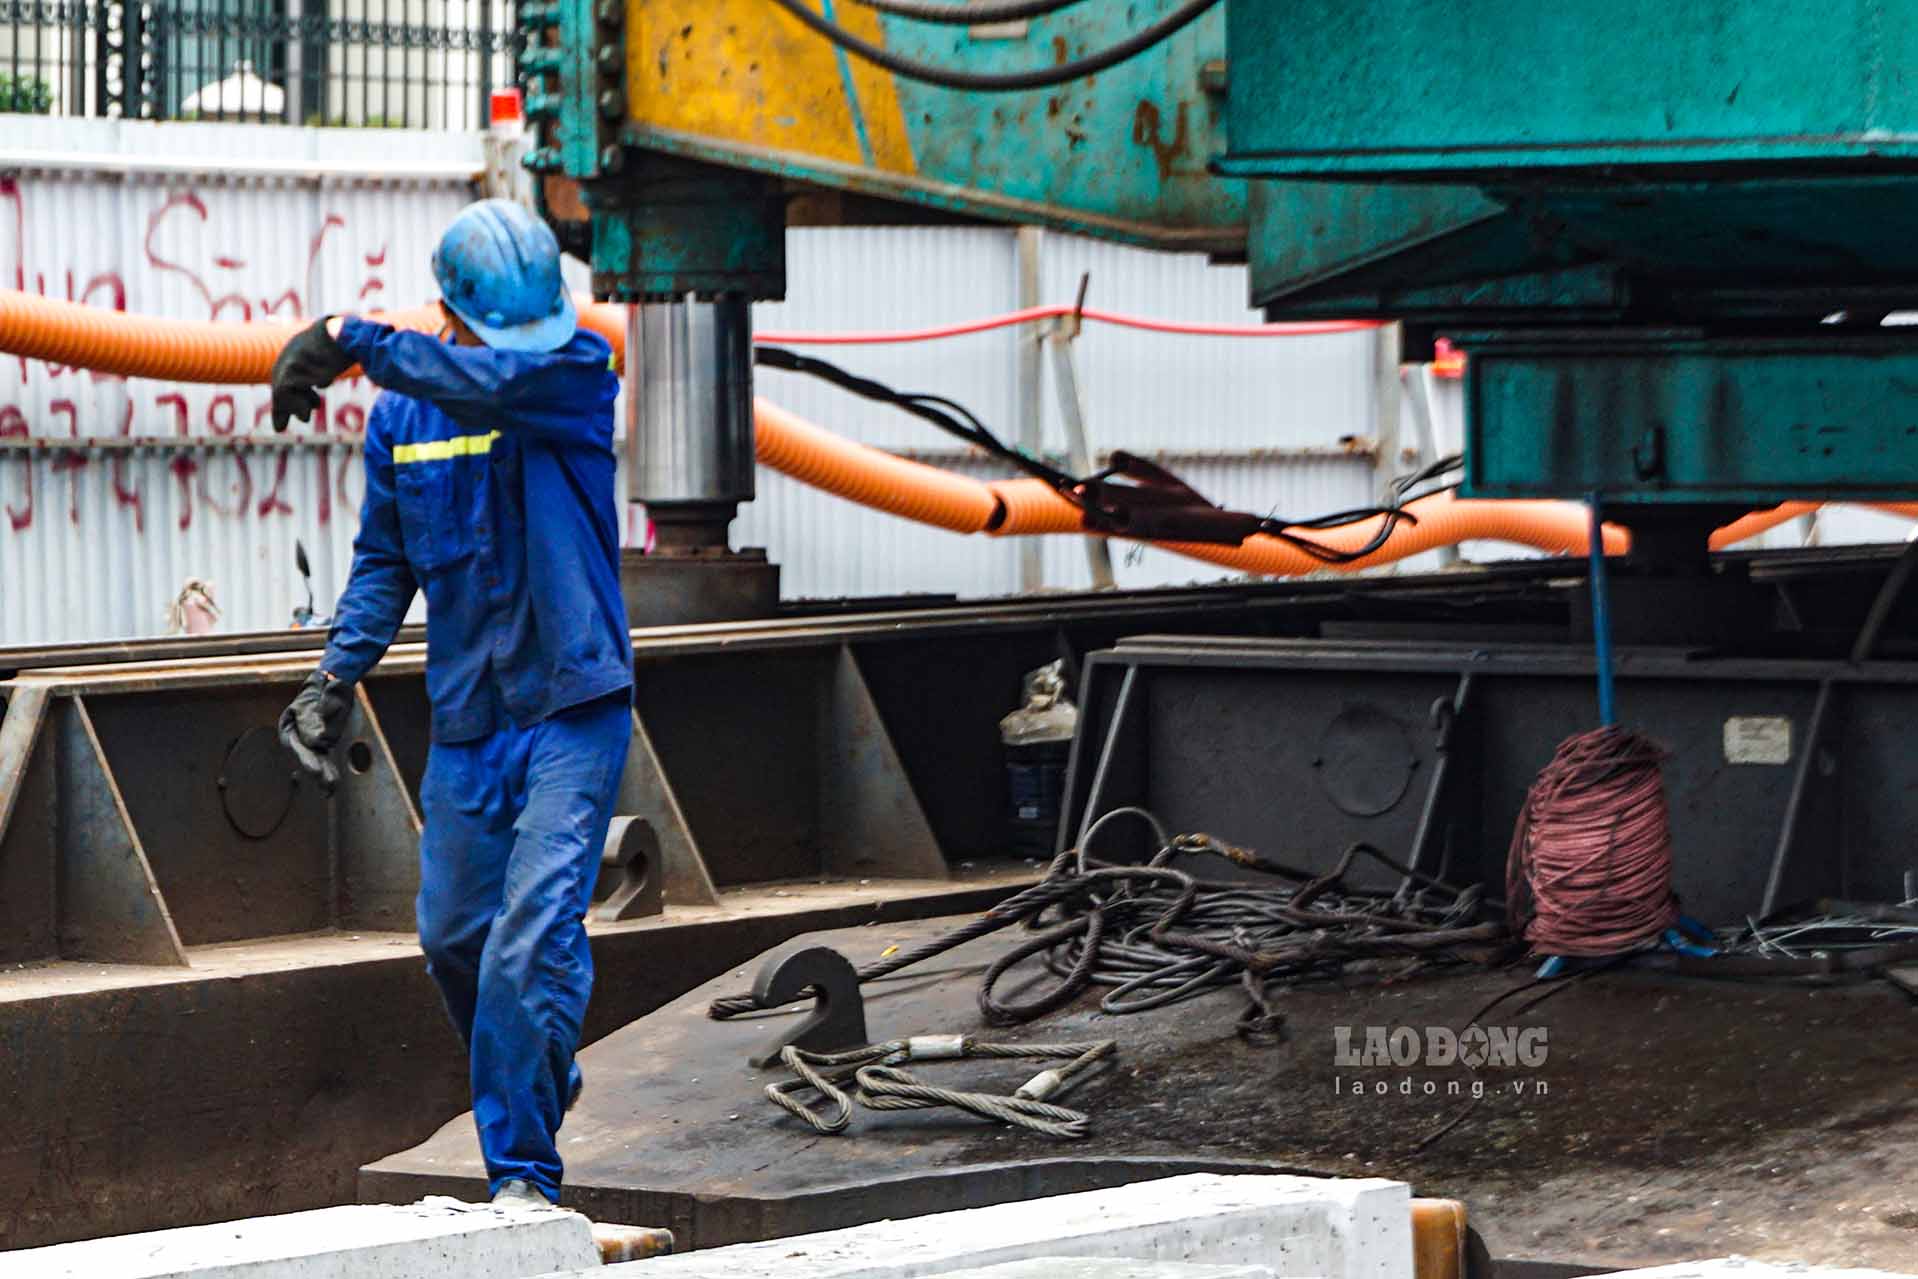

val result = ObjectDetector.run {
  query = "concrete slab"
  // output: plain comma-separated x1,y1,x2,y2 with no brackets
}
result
7,1199,599,1279
552,1173,1410,1279
926,1260,1280,1278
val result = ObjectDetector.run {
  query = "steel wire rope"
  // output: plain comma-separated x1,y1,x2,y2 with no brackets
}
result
767,1036,1117,1137
706,869,1093,1019
708,805,1503,1040
1039,837,1502,1036
1723,911,1918,958
764,0,1225,92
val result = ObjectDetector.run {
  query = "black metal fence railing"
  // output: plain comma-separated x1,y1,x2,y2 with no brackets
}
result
1,0,521,130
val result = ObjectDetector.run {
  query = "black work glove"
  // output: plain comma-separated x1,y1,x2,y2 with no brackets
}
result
279,670,354,796
270,320,354,432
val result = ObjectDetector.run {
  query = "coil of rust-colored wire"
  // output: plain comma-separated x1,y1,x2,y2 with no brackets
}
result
1506,726,1680,957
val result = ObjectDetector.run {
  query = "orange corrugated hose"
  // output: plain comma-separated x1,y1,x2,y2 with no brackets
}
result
753,398,1001,534
1710,502,1817,548
1,289,1910,575
767,433,1635,568
987,477,1082,535
977,477,1627,567
1168,491,1628,576
0,289,626,381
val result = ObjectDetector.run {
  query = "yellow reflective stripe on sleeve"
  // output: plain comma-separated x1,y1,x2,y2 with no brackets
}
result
392,431,501,465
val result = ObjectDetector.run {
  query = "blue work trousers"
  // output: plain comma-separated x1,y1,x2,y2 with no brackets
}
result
415,694,631,1202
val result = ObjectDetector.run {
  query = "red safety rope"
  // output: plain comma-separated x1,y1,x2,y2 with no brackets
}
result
1505,726,1681,957
755,303,1381,346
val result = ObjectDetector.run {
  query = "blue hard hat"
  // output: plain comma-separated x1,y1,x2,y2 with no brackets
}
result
431,198,577,353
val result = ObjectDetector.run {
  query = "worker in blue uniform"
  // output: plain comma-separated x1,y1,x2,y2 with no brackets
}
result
269,198,632,1209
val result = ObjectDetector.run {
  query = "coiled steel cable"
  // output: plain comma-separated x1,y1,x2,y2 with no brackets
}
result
1005,815,1503,1035
707,872,1094,1020
768,1036,1116,1138
712,806,1504,1039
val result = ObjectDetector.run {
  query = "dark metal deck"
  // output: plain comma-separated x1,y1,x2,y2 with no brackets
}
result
361,914,1918,1271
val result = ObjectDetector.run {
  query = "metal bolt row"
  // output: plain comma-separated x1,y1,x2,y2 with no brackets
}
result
518,0,563,175
590,0,625,175
512,0,627,252
519,0,625,175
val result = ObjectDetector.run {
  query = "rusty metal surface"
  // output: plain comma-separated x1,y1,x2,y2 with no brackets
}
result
334,688,426,931
615,709,719,908
363,912,1918,1269
0,686,56,964
594,815,666,921
362,915,1296,1248
83,686,334,944
5,578,1460,956
615,2,1242,249
0,876,1028,1252
0,627,412,677
1066,634,1918,921
53,697,189,966
638,649,832,887
3,543,1898,678
0,685,49,858
0,562,1579,691
820,646,947,881
0,677,427,950
216,726,298,840
619,550,782,628
5,556,1913,959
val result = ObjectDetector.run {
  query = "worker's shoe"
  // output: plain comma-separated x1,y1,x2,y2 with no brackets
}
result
492,1180,553,1210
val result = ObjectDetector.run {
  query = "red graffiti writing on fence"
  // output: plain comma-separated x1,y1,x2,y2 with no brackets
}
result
0,405,29,531
1,178,399,535
48,398,82,524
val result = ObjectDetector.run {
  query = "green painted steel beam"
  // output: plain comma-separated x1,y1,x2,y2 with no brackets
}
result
1463,330,1918,503
587,155,786,302
1224,0,1918,179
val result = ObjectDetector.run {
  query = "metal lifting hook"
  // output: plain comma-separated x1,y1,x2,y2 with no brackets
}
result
746,945,869,1069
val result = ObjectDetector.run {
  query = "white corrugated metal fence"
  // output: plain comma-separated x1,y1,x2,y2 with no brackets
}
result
3,120,479,645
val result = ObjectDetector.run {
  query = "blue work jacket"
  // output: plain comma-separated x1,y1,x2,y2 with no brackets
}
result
320,318,632,743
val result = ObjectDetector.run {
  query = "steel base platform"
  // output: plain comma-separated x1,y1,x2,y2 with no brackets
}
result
361,915,1918,1272
0,873,1027,1254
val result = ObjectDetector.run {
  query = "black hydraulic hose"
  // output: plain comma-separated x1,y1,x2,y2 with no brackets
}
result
758,344,1080,491
1849,531,1918,662
850,0,1092,22
759,345,1459,564
764,0,1225,92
